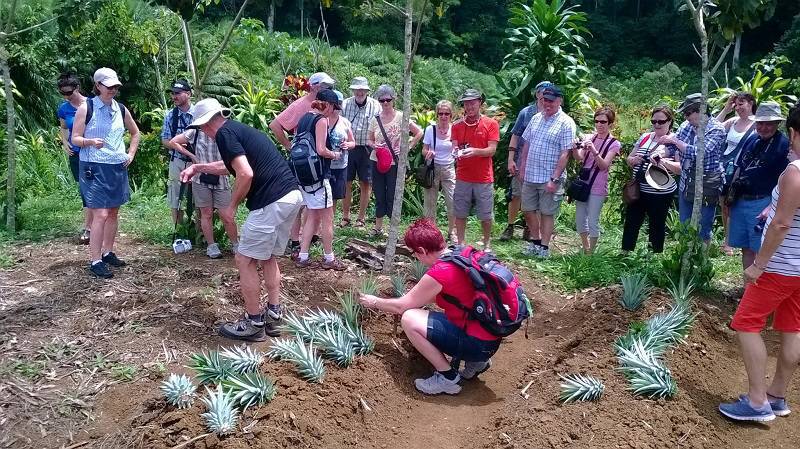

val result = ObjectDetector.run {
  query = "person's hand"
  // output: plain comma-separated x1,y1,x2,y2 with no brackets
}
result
583,140,596,153
90,138,104,149
508,159,517,176
179,165,198,183
123,153,134,167
459,148,475,159
341,141,355,151
424,149,434,161
724,94,736,111
359,293,379,308
757,206,771,221
657,134,677,146
545,180,557,193
333,151,342,160
629,155,644,166
219,206,236,224
744,264,764,285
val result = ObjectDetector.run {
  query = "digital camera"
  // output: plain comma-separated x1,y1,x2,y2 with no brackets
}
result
172,239,193,254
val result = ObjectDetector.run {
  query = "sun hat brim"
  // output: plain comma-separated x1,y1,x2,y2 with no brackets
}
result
188,107,231,128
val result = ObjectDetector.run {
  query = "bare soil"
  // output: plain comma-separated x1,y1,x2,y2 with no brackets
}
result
1,237,798,449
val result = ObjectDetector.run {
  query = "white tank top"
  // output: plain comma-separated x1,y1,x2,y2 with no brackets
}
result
723,123,747,157
764,160,800,276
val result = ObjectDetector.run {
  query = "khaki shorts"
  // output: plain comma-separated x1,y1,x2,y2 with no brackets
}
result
521,181,564,216
511,175,522,198
237,190,303,260
453,181,494,221
300,179,333,210
167,158,192,209
193,183,232,209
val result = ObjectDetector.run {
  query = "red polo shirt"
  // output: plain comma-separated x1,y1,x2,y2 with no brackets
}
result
451,115,500,183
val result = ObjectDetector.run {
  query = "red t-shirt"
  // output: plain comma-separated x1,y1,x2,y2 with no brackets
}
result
451,116,500,183
426,260,500,342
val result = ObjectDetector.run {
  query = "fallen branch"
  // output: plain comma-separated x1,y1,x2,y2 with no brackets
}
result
519,380,535,399
62,441,89,449
169,433,211,449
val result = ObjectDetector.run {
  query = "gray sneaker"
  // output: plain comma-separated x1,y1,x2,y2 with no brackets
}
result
231,242,239,254
219,317,267,342
538,247,550,258
206,243,222,259
523,242,542,257
461,359,492,380
414,372,462,395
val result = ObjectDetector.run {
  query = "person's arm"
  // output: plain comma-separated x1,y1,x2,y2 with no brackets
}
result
180,160,230,182
160,111,172,149
716,95,736,124
551,150,570,181
461,121,499,158
422,126,434,160
508,134,520,175
314,117,339,159
746,166,800,282
71,104,103,149
58,118,74,155
359,274,441,314
367,119,377,148
591,141,618,171
627,136,645,167
269,118,292,149
342,127,356,150
123,109,140,167
168,132,199,163
213,155,252,224
408,121,424,148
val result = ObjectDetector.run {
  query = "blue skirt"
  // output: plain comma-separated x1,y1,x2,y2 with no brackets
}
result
79,161,131,209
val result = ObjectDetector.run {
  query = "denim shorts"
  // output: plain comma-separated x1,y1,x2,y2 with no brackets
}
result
729,196,771,251
329,168,347,200
425,311,501,362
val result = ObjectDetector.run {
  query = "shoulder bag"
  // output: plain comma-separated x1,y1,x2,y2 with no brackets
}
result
622,134,652,205
415,125,436,189
567,136,615,203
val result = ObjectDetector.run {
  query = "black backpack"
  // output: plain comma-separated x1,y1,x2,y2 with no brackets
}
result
85,96,128,125
288,113,326,193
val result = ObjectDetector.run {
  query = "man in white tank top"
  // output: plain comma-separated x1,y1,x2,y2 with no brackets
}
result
719,103,800,423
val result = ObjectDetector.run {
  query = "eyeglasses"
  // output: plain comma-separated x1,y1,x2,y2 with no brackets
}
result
59,89,75,97
102,84,120,91
378,98,393,103
651,119,669,125
438,112,451,116
594,120,608,124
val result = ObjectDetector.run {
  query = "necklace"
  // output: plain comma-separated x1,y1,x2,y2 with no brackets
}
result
463,114,480,127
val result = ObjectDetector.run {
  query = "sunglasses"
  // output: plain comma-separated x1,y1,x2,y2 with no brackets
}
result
378,98,393,103
438,112,451,116
59,89,75,97
594,119,608,124
651,119,670,125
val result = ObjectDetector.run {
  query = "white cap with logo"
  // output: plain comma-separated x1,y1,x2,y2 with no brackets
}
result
308,72,335,86
93,67,122,87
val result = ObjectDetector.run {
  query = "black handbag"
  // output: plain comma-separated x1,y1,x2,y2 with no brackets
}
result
566,136,615,203
415,125,436,189
199,173,220,185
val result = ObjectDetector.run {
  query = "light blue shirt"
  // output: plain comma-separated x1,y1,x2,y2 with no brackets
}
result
80,96,128,164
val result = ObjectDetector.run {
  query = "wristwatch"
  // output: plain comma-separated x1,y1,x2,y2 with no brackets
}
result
550,177,561,184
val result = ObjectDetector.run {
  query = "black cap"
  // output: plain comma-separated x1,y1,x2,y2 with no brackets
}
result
316,89,341,109
541,85,564,100
678,93,703,113
170,79,192,93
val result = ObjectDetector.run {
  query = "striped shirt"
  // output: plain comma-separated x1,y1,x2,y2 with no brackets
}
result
632,132,677,195
342,96,381,146
79,96,128,164
521,108,576,184
764,160,800,276
183,129,230,190
666,117,726,192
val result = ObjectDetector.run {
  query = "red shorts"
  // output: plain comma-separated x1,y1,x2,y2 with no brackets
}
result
731,272,800,332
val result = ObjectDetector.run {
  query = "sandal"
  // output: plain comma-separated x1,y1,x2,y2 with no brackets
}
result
369,228,386,238
340,217,351,227
355,218,366,228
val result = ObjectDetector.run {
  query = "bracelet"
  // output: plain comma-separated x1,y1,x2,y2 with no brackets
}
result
508,147,517,152
752,261,766,271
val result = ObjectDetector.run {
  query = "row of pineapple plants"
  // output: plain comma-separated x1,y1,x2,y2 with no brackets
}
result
559,276,696,404
159,276,379,436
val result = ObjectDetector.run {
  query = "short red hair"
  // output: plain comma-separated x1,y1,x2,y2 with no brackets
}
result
404,218,445,253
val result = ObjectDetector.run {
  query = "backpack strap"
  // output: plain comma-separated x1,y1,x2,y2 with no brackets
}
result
85,97,127,125
376,114,399,165
169,106,181,138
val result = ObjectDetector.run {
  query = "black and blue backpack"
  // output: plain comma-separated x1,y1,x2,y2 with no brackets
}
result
288,112,326,193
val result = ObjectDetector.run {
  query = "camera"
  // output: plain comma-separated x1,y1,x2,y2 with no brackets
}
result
754,218,767,234
642,154,661,164
172,239,193,254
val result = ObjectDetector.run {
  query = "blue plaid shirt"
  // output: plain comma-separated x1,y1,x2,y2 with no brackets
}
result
160,105,194,141
666,117,726,192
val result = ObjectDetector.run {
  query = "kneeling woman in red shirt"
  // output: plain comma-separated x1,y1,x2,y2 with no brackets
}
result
359,218,502,395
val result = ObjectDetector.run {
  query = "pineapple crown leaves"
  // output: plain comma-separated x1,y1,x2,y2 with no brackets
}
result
616,337,670,377
627,365,677,399
558,373,605,403
305,308,345,328
200,384,239,436
160,373,197,409
222,372,276,412
410,259,428,282
314,322,356,367
390,273,407,297
619,273,651,311
267,336,326,383
279,310,319,342
342,320,375,356
188,350,234,385
360,274,380,295
666,275,696,304
338,288,363,327
220,345,265,374
645,303,696,346
615,328,670,357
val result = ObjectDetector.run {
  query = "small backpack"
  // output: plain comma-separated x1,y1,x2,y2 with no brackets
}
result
439,246,532,338
288,113,325,193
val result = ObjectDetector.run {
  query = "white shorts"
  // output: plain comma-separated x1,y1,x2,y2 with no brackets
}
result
300,179,333,210
237,190,303,260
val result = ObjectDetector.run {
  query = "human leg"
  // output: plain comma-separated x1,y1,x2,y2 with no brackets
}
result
199,206,215,244
475,183,494,249
767,332,800,402
440,164,456,237
587,194,605,253
646,193,671,253
89,208,108,262
358,180,371,223
574,200,589,252
621,198,646,252
401,309,450,371
101,207,119,256
452,180,471,245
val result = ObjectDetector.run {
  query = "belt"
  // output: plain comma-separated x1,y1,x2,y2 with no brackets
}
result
740,194,769,201
170,150,192,162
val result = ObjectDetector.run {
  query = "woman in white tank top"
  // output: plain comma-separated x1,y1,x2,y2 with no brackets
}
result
717,92,756,255
719,102,800,423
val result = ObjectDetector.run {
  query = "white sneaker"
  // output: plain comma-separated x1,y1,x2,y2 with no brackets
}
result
206,243,222,259
232,242,239,254
414,372,462,395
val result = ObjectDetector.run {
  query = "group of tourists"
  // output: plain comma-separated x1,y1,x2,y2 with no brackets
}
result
56,68,800,407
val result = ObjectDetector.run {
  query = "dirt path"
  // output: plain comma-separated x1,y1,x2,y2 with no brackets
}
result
1,237,799,448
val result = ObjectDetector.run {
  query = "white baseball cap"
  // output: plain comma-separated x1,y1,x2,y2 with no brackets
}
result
187,98,231,128
93,67,122,87
309,72,335,86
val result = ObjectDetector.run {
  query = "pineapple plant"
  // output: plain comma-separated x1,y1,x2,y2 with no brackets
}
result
360,274,380,295
559,374,605,403
223,372,276,412
646,303,695,346
410,259,427,282
267,336,325,383
314,322,355,367
666,275,695,304
160,373,197,409
188,350,233,385
338,288,362,327
220,345,264,374
617,337,677,399
619,273,650,311
342,320,375,356
280,310,319,341
200,384,239,435
305,307,344,328
390,274,406,297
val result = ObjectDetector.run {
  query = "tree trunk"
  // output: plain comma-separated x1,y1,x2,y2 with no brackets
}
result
732,33,741,71
197,0,251,95
267,0,275,32
383,0,415,274
1,43,17,233
181,19,198,88
299,0,304,38
152,55,167,109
